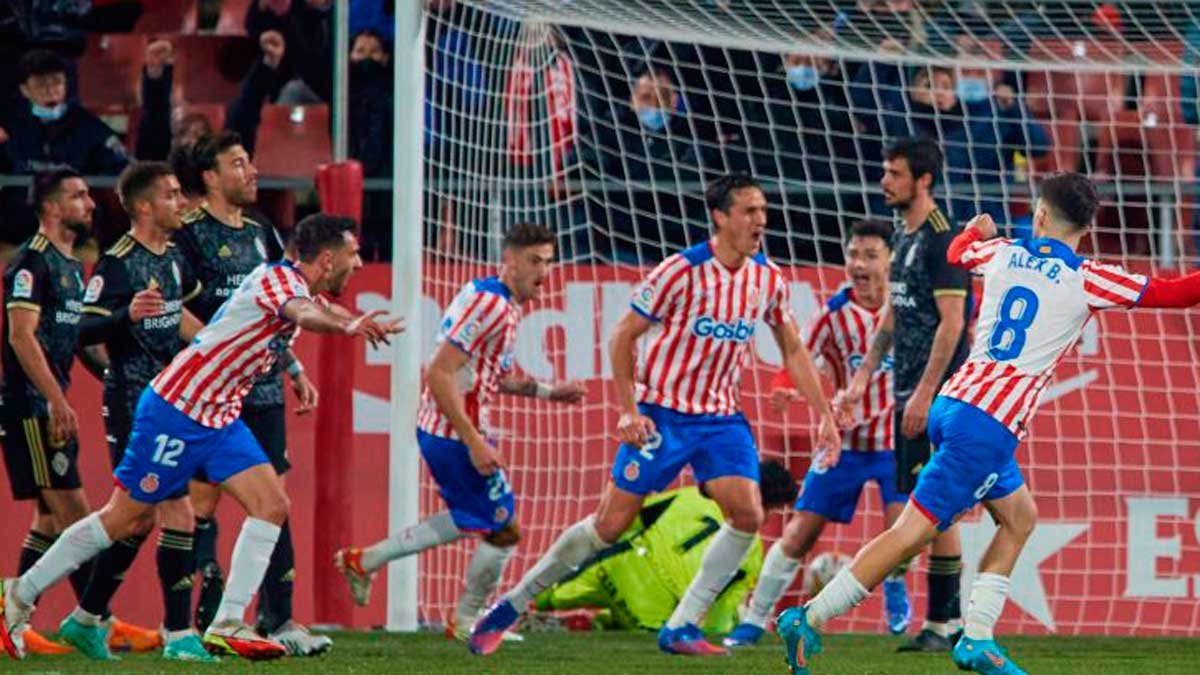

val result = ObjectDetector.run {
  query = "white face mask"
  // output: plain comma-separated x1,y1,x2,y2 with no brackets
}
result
786,65,820,92
31,102,67,121
956,77,990,103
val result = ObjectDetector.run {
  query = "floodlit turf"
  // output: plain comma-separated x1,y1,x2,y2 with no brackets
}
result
5,630,1199,674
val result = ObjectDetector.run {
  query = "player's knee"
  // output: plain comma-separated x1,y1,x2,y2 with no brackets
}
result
592,510,630,544
728,504,764,533
484,523,520,547
255,491,290,525
781,519,821,559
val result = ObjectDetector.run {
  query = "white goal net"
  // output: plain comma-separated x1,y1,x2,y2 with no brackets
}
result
414,0,1200,636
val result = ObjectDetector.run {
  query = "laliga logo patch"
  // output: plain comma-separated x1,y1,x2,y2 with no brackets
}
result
140,473,160,494
638,286,654,307
12,269,34,299
500,351,514,371
83,275,104,303
460,321,479,343
624,460,640,482
493,506,510,523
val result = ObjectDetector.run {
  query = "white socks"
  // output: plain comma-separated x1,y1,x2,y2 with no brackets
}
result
18,512,112,606
506,516,606,610
964,573,1010,641
455,541,516,627
212,518,281,626
666,523,755,629
743,542,804,628
805,566,869,627
362,512,465,572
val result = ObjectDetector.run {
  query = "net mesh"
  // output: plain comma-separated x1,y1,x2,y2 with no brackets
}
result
416,0,1200,636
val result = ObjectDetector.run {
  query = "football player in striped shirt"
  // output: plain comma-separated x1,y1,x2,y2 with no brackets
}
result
725,220,911,647
470,173,840,657
333,223,586,639
1,215,402,662
778,172,1200,675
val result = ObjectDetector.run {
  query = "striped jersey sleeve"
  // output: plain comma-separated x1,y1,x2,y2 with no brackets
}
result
256,263,312,318
957,237,1012,273
761,264,794,327
444,288,511,355
630,254,689,322
1080,260,1148,310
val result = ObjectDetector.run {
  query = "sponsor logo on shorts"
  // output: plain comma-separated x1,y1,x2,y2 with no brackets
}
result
624,460,640,482
13,269,34,299
493,506,509,523
140,472,160,494
52,452,68,476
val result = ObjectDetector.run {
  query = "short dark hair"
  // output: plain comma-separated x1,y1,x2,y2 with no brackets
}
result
353,29,390,52
502,223,555,251
31,168,82,216
117,161,175,215
291,214,355,262
758,459,799,509
192,130,244,189
1039,172,1099,231
848,220,894,249
169,142,204,197
19,49,68,83
706,172,762,214
884,136,943,187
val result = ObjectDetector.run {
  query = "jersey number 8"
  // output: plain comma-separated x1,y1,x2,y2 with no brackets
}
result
988,286,1039,361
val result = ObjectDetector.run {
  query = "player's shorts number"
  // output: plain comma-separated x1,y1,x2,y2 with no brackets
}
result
152,434,186,467
639,432,663,462
988,286,1039,361
973,472,1000,499
487,471,512,502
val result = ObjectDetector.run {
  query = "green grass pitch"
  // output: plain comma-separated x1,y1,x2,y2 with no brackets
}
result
6,631,1198,674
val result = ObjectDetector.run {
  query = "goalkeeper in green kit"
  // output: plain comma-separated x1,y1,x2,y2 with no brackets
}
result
533,460,798,633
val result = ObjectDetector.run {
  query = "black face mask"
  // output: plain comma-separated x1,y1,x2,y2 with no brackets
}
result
351,59,386,79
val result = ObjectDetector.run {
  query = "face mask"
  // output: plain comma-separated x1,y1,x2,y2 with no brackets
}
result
31,102,67,121
637,107,669,132
786,65,820,92
956,77,990,103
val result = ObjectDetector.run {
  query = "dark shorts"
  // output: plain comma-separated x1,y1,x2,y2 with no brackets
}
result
103,395,135,469
192,404,289,482
894,395,932,495
1,411,82,500
242,405,289,475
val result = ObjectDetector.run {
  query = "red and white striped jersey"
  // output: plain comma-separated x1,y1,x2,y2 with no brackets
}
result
803,285,893,451
941,236,1147,436
417,276,519,439
152,261,311,428
631,242,794,416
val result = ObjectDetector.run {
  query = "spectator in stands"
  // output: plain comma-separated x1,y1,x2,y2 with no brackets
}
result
134,39,218,165
590,68,704,183
746,51,868,261
578,67,707,260
349,30,393,178
245,0,334,103
0,49,128,175
226,29,290,155
859,62,1050,228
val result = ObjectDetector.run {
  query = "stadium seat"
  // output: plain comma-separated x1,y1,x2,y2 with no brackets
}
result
124,103,226,155
171,35,258,105
78,34,147,109
253,104,332,177
130,0,193,34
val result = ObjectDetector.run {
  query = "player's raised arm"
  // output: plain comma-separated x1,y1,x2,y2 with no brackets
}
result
608,309,657,447
947,213,1010,272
